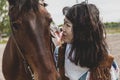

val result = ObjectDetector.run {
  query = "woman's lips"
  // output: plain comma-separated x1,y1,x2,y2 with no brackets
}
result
62,33,66,39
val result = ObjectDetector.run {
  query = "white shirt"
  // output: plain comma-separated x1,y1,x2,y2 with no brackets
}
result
64,44,89,80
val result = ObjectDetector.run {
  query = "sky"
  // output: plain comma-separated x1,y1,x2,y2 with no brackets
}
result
45,0,120,25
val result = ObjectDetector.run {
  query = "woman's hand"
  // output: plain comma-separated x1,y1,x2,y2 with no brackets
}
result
54,31,63,46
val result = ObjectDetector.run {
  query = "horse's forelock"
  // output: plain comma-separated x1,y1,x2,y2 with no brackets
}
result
8,0,39,12
20,0,39,12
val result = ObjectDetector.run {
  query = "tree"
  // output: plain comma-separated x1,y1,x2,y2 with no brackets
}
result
104,22,120,28
0,0,10,36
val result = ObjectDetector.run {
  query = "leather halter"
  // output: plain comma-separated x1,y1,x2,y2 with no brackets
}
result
9,8,34,79
11,22,34,80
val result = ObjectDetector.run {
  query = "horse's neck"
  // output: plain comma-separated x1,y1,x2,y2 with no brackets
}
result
3,36,60,80
3,36,29,80
8,36,26,66
5,36,19,60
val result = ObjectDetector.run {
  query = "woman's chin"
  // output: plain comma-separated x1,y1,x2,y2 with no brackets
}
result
63,40,71,43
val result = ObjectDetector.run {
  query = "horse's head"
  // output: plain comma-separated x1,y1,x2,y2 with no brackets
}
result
8,0,59,79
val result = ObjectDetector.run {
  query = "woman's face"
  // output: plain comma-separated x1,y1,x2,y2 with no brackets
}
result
62,17,73,43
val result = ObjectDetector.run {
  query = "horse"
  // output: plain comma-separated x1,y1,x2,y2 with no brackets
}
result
2,0,60,80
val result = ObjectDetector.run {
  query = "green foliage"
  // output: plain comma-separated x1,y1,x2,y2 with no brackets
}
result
104,22,120,34
104,22,120,28
0,0,10,36
0,39,7,44
58,24,63,27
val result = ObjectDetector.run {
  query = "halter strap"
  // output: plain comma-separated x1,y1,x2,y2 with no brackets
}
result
10,18,34,80
11,33,34,80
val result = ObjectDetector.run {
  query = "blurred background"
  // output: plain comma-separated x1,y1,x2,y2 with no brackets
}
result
0,0,120,79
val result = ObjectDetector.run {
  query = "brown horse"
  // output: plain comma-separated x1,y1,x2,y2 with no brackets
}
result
2,0,60,80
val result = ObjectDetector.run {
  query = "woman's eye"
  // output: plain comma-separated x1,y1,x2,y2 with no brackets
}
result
66,23,71,27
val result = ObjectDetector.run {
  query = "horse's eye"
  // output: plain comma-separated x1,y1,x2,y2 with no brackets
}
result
49,18,52,23
12,23,20,31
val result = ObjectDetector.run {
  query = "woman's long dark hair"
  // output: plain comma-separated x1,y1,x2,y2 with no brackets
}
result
66,2,108,68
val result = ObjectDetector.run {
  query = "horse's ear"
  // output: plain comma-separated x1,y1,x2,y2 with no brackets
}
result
8,0,39,11
7,0,26,7
7,0,32,11
7,0,16,5
7,0,39,6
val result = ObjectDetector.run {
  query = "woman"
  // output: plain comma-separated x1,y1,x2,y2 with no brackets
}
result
54,2,119,80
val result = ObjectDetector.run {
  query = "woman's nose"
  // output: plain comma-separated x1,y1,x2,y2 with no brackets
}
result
62,28,65,32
